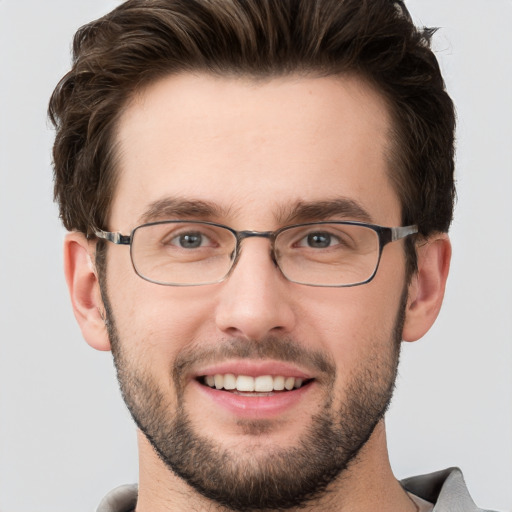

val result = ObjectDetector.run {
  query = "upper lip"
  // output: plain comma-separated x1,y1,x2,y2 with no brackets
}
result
193,360,314,379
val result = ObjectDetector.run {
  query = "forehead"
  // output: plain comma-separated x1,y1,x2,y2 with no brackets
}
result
112,73,400,230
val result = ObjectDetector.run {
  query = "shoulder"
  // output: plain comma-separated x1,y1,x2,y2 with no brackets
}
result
401,467,497,512
96,484,138,512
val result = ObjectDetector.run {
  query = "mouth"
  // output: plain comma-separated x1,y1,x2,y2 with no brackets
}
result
198,374,313,396
192,361,317,417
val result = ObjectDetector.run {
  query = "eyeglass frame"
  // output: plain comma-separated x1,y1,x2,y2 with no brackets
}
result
94,220,418,287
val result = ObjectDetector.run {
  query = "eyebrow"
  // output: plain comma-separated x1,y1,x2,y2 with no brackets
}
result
137,196,372,226
138,197,234,225
277,198,373,225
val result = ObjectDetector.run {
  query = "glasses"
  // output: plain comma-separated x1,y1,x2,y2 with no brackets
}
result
95,220,417,287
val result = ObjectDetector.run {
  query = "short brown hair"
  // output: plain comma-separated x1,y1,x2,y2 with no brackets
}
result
49,0,455,271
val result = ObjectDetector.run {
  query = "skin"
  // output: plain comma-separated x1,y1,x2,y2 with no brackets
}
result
64,73,451,511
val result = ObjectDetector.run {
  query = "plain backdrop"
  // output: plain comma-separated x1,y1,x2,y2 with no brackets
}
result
0,1,511,511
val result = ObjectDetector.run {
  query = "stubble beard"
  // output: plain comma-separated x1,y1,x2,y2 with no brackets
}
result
102,284,405,512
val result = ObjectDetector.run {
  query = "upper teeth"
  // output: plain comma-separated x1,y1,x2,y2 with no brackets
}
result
204,374,304,392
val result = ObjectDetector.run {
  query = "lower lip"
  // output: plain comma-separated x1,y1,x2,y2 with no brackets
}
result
194,380,314,418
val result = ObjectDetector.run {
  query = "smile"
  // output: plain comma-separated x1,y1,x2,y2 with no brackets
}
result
200,374,312,393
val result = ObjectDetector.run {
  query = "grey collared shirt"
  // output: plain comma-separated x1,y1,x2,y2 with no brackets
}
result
401,467,495,512
96,467,495,512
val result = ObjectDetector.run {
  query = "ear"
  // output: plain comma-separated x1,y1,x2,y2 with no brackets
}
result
402,234,451,342
63,232,111,351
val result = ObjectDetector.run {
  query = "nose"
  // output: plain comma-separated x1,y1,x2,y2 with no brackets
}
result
215,238,296,340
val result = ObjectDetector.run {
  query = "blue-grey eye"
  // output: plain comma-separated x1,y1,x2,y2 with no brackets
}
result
306,232,332,248
177,232,204,248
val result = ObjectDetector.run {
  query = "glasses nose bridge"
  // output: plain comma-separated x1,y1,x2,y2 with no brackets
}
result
236,229,276,249
236,229,274,242
234,229,278,265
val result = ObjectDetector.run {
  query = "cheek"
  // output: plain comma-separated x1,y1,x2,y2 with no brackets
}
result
297,280,404,378
106,261,219,373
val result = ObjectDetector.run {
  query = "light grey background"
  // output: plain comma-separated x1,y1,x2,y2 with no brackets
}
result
0,1,510,511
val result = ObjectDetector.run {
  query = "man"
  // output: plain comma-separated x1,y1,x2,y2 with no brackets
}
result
48,0,494,511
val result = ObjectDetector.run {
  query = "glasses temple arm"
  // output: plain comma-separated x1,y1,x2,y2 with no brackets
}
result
390,225,418,241
94,229,132,245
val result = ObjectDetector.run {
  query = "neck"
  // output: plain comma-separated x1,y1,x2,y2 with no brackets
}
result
135,421,416,512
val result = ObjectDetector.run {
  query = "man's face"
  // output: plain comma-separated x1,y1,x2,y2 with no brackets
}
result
102,73,409,509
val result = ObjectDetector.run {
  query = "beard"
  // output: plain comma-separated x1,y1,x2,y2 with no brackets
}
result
102,284,405,512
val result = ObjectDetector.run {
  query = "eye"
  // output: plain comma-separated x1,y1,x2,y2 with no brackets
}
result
168,231,212,249
299,231,340,249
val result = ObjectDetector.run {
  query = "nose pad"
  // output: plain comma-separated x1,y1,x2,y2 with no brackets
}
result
269,244,279,267
215,239,296,340
227,242,280,279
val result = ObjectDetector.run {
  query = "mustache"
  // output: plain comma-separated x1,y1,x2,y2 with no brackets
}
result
173,336,336,383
